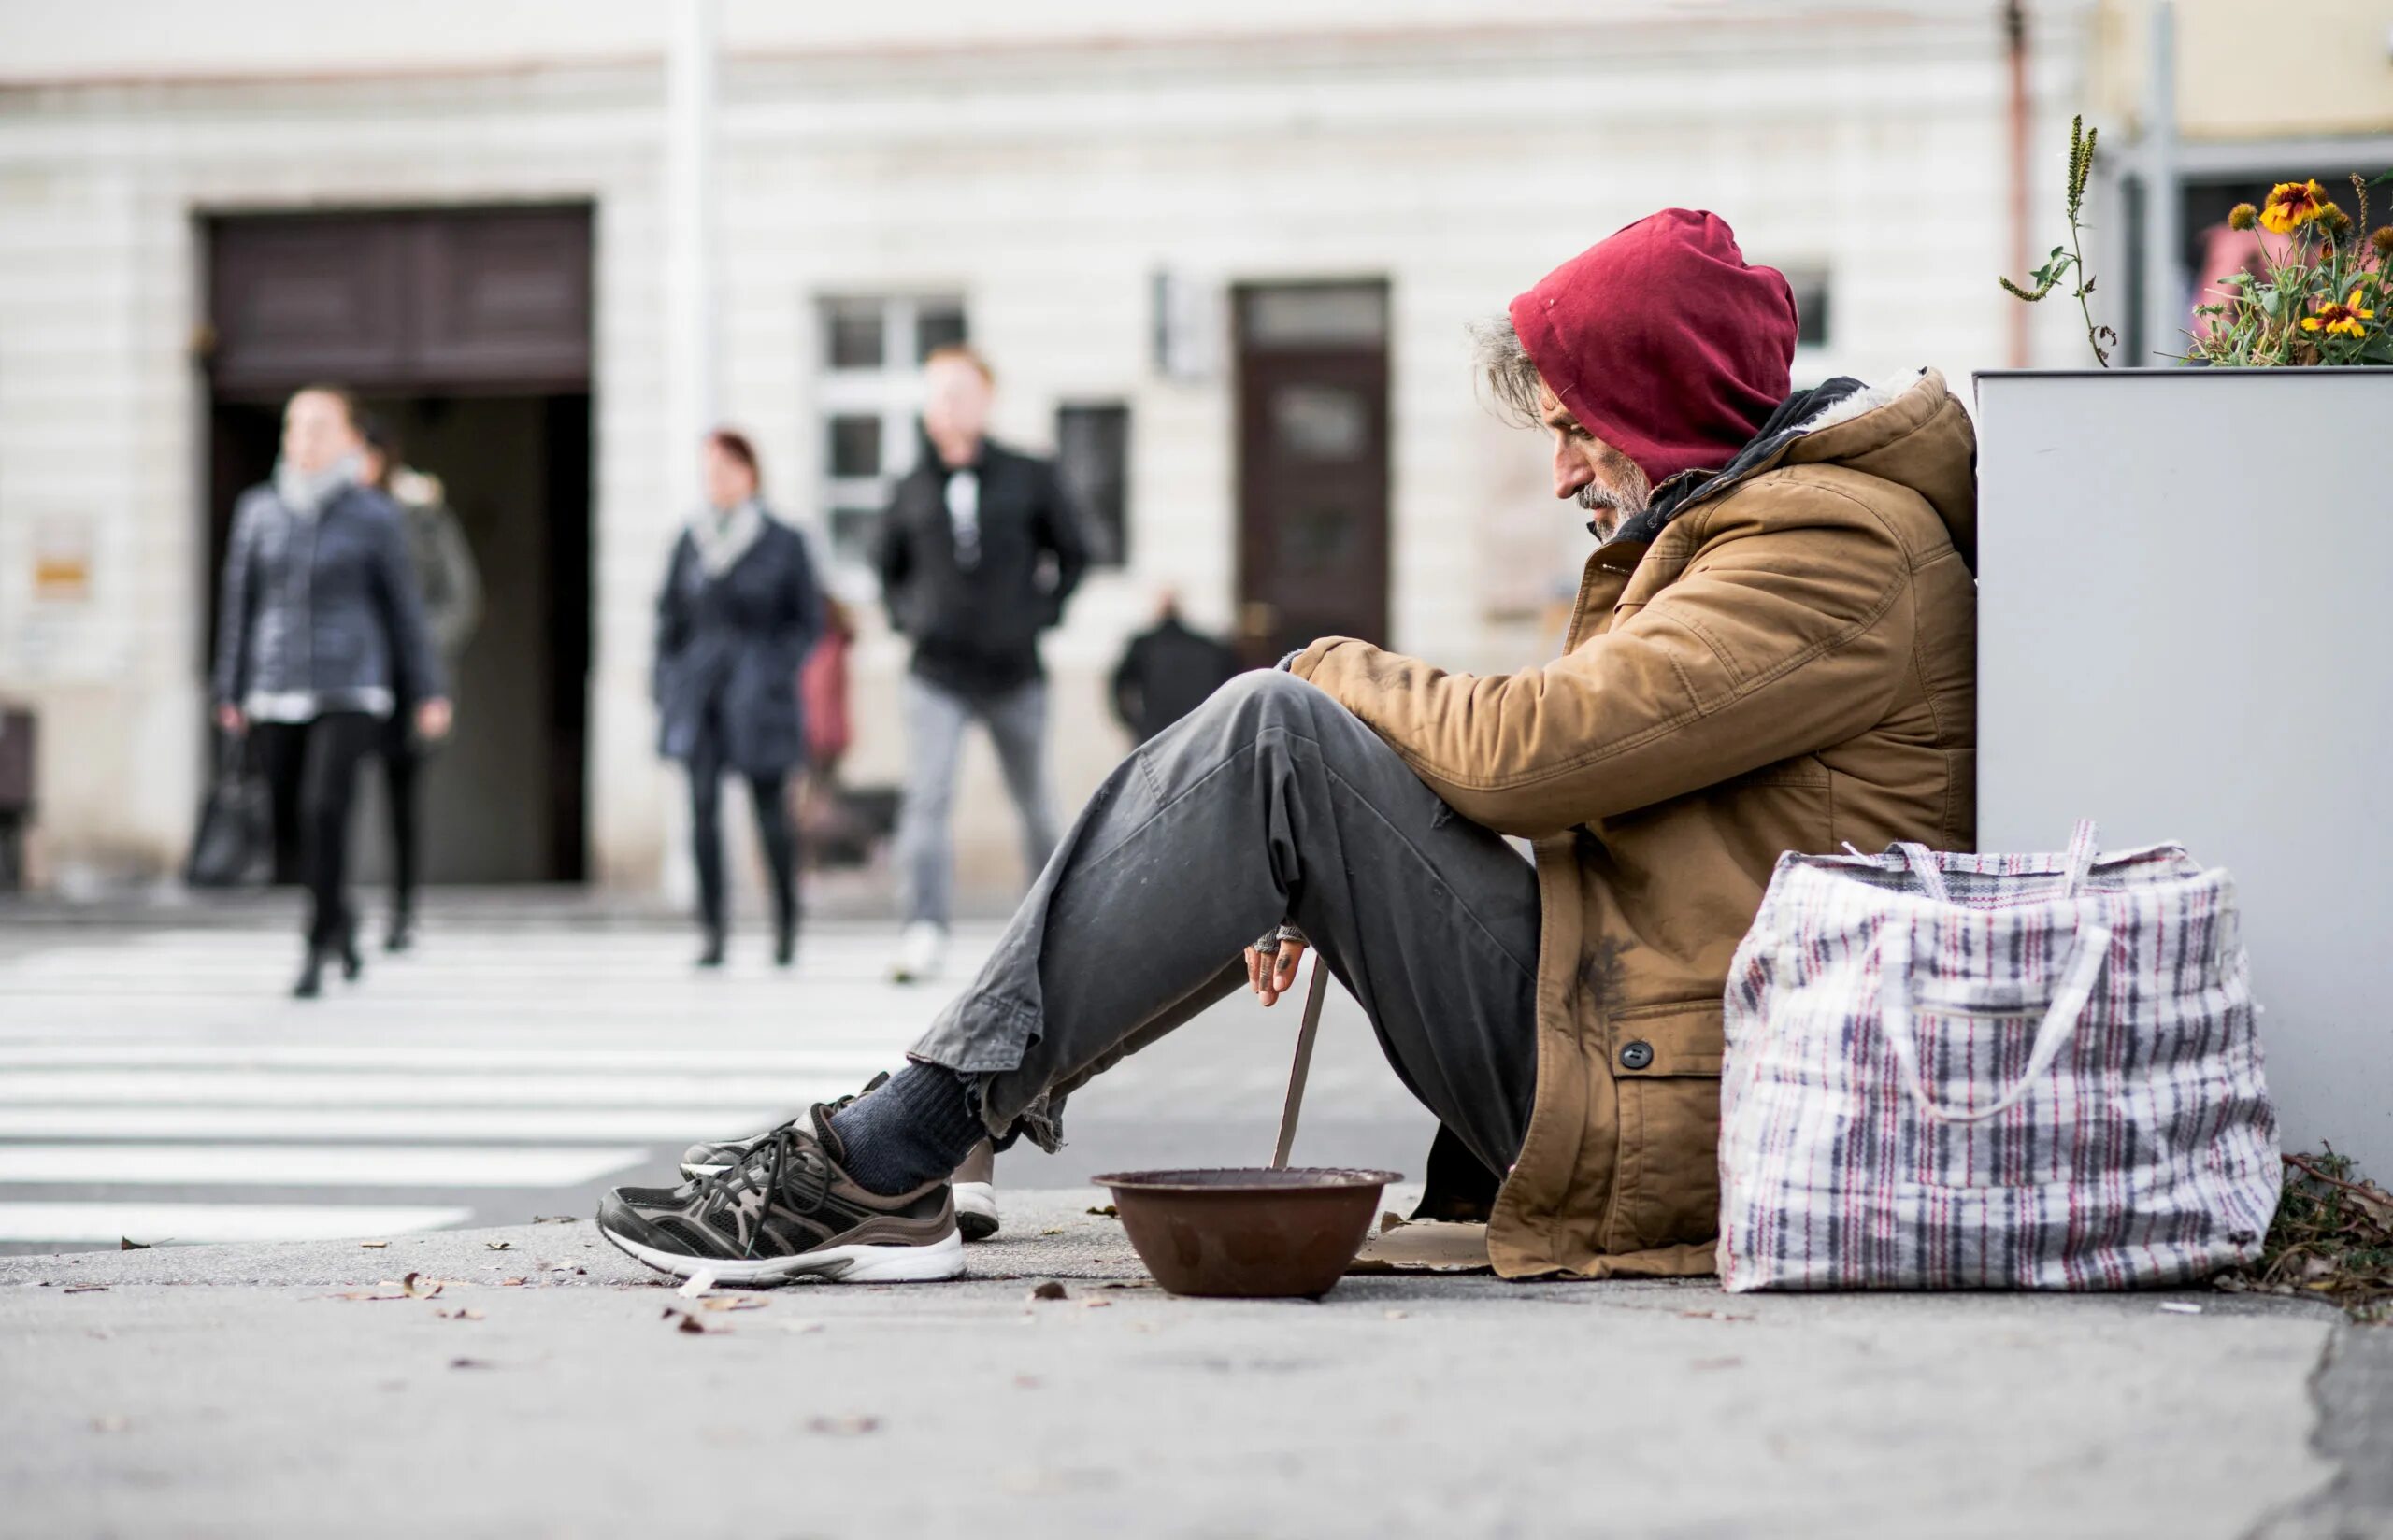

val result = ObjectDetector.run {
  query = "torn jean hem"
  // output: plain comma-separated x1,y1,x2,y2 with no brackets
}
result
906,991,1066,1153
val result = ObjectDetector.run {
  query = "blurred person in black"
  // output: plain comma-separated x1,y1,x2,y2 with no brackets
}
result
212,386,451,999
357,416,481,953
872,344,1090,984
1109,590,1239,746
653,429,826,969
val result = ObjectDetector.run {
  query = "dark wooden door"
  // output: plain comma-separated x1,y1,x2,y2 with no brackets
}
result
206,206,593,395
1234,282,1391,664
201,207,594,882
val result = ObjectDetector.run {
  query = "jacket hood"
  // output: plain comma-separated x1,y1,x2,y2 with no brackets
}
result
1623,368,1978,572
1508,209,1798,487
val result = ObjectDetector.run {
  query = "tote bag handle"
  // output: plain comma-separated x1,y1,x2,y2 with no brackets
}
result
1877,920,2113,1124
1885,820,2101,907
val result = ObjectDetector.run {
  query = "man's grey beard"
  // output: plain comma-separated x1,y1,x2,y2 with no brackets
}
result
1576,481,1648,538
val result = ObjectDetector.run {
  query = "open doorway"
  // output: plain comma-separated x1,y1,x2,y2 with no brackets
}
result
207,393,590,882
204,205,594,882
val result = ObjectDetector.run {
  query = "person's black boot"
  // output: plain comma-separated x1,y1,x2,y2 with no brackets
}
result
339,918,365,982
293,946,326,1000
385,906,414,953
695,928,726,969
773,906,798,969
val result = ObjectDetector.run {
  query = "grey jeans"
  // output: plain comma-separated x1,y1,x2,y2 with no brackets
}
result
910,670,1540,1179
895,674,1061,928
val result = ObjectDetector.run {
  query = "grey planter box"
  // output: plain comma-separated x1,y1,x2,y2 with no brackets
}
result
1975,368,2393,1181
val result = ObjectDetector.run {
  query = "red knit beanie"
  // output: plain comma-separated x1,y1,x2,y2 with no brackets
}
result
1507,209,1798,487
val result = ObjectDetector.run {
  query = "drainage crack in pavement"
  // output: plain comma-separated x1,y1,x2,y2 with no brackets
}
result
2242,1320,2393,1540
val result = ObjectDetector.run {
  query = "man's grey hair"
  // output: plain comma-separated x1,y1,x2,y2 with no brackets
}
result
1469,315,1546,427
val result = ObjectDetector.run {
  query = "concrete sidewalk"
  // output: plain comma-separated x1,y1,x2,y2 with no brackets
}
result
4,1192,2384,1540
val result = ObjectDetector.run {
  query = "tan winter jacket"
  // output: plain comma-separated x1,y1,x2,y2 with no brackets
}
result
1290,370,1978,1278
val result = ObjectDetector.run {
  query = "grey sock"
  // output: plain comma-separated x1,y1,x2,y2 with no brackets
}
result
826,1061,984,1196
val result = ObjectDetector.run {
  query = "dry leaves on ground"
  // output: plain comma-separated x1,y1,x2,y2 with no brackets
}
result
2226,1150,2393,1323
1028,1281,1068,1301
1084,1205,1118,1219
804,1415,881,1436
435,1307,486,1321
118,1237,150,1251
662,1306,735,1334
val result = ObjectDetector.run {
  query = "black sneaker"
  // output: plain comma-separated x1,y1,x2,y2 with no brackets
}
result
678,1072,890,1181
597,1105,963,1285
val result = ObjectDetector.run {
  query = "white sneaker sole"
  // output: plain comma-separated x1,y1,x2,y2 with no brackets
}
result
953,1182,999,1241
600,1223,966,1285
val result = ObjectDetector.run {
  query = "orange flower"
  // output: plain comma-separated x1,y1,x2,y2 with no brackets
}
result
2260,179,2334,235
2300,288,2376,339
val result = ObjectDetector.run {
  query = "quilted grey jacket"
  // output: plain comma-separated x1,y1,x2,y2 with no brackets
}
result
211,482,444,715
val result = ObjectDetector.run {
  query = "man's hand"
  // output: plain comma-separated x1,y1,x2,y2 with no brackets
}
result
1245,931,1307,1006
415,697,453,742
215,704,246,735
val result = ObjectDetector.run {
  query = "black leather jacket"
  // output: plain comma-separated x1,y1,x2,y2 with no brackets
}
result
871,439,1090,699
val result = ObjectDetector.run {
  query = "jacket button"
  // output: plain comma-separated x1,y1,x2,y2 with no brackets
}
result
1619,1040,1655,1071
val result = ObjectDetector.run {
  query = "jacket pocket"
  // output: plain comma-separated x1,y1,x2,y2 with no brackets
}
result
1606,1003,1725,1253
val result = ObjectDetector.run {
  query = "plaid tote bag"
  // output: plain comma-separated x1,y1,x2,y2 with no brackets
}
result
1717,821,2281,1291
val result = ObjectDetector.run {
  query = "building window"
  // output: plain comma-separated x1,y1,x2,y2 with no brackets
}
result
1784,268,1832,350
815,294,967,570
1056,403,1130,568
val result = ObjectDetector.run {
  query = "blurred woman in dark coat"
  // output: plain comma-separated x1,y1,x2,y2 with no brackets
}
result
212,386,451,998
654,429,825,967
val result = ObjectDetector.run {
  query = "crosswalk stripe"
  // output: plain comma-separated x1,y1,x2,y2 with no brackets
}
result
0,1144,647,1188
0,922,1007,1248
0,1045,904,1073
0,1202,474,1244
0,1106,787,1142
0,1071,871,1106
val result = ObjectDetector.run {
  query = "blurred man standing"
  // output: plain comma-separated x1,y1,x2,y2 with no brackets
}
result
358,417,481,953
873,346,1089,984
1109,590,1239,746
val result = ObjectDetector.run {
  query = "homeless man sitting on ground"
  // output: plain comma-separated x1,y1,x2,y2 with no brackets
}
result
597,208,1980,1284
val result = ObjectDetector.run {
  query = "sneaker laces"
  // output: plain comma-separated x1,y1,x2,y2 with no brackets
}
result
697,1117,836,1260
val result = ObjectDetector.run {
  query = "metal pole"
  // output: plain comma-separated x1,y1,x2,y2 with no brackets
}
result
661,0,719,907
2140,2,2180,367
2004,0,2032,368
665,0,720,461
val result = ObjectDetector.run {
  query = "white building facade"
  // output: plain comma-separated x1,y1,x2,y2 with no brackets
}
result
0,1,2092,901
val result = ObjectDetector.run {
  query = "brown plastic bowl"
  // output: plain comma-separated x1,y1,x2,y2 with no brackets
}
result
1094,1167,1401,1299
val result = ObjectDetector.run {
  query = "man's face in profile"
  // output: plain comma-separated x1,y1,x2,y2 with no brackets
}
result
1537,381,1651,539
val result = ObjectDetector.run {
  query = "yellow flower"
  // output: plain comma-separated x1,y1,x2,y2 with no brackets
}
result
2300,289,2375,338
2228,203,2258,232
2259,179,2332,235
2373,226,2393,260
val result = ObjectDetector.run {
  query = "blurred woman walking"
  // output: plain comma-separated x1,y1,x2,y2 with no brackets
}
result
211,386,451,998
653,429,825,968
358,416,481,953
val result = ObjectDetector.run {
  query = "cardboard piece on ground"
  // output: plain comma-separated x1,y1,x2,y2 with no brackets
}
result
1347,1218,1492,1275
